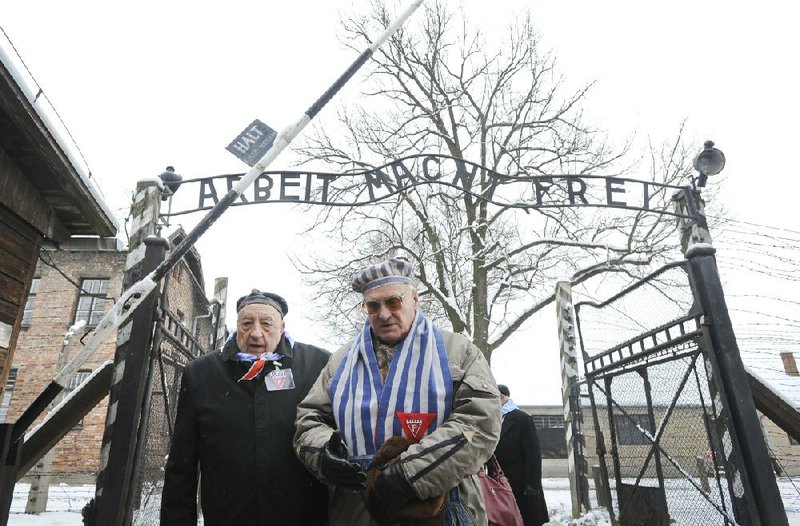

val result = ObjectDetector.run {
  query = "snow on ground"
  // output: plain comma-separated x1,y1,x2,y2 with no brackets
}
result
8,483,91,525
6,478,800,525
543,478,610,525
7,512,81,526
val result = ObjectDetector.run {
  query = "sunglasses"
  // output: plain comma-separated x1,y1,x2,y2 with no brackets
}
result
362,288,412,315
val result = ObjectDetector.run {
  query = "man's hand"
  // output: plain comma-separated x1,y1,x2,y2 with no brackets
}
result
366,461,416,523
320,431,366,492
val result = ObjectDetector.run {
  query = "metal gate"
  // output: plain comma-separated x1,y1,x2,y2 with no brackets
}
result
575,262,751,525
128,247,227,525
89,182,229,526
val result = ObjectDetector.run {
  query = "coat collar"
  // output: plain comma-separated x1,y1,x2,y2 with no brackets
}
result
220,331,295,361
500,408,518,438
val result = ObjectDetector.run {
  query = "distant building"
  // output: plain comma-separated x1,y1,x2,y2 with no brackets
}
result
2,238,125,481
518,404,569,478
753,352,800,477
520,351,800,482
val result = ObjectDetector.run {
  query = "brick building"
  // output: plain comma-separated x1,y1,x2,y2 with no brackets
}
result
2,230,216,483
2,238,125,481
517,405,570,478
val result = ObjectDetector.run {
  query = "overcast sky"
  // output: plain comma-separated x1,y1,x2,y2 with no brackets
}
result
1,1,798,404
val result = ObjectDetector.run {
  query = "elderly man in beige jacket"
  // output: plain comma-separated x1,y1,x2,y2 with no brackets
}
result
294,256,501,525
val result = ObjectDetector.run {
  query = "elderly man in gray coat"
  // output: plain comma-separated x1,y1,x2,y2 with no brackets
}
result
294,256,501,525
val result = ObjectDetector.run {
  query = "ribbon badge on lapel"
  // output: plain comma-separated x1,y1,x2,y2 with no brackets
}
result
236,352,285,382
397,412,436,443
238,358,266,382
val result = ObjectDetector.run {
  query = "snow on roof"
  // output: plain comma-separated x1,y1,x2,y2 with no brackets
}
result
0,33,119,232
744,355,800,409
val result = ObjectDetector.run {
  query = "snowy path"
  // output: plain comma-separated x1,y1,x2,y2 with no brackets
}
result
6,478,800,525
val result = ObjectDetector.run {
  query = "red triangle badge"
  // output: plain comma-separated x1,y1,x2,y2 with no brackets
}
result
273,374,287,389
396,412,436,443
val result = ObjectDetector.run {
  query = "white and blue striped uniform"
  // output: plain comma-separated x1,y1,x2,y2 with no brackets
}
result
329,310,452,466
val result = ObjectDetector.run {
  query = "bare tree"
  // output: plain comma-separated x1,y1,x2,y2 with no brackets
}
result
294,1,698,361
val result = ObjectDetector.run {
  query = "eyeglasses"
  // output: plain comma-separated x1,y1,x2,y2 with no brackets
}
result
362,288,412,315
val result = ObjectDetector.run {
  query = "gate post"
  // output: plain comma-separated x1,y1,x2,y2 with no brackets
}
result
92,180,165,525
675,187,788,526
555,281,590,516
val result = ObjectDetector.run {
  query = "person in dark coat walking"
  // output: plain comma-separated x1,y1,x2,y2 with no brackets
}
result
160,289,330,525
493,384,549,526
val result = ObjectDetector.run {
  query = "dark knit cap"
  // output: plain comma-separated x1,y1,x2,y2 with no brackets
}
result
236,289,288,317
497,384,510,397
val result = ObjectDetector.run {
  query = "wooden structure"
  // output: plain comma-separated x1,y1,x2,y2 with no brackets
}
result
0,49,117,386
748,371,800,444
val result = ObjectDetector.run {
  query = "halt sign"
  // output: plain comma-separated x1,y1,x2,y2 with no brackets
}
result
226,119,277,166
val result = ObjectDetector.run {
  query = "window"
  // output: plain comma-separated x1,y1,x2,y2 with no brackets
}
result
615,414,654,445
0,369,18,423
532,415,565,429
67,369,92,391
22,278,40,326
74,279,109,326
68,369,92,429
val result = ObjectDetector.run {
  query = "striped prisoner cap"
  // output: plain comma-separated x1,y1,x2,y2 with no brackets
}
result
351,257,415,293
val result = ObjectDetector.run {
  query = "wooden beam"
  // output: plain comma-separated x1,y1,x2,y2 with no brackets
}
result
748,371,800,442
16,362,114,478
0,149,68,241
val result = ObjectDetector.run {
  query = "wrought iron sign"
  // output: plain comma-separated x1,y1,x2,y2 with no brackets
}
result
161,154,691,218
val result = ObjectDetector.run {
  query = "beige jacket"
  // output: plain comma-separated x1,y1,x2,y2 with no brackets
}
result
294,330,501,525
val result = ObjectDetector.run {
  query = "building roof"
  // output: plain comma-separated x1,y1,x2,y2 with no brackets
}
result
0,37,117,239
746,355,800,409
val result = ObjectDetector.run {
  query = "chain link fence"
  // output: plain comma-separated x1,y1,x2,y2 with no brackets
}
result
577,263,741,525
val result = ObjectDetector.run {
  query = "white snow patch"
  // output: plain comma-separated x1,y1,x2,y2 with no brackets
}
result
546,506,611,525
621,253,651,264
7,477,800,525
746,364,800,410
62,320,86,347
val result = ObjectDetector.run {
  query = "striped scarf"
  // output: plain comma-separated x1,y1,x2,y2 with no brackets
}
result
330,311,452,465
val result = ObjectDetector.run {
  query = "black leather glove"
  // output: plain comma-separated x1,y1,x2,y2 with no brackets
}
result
320,431,366,492
366,461,417,524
